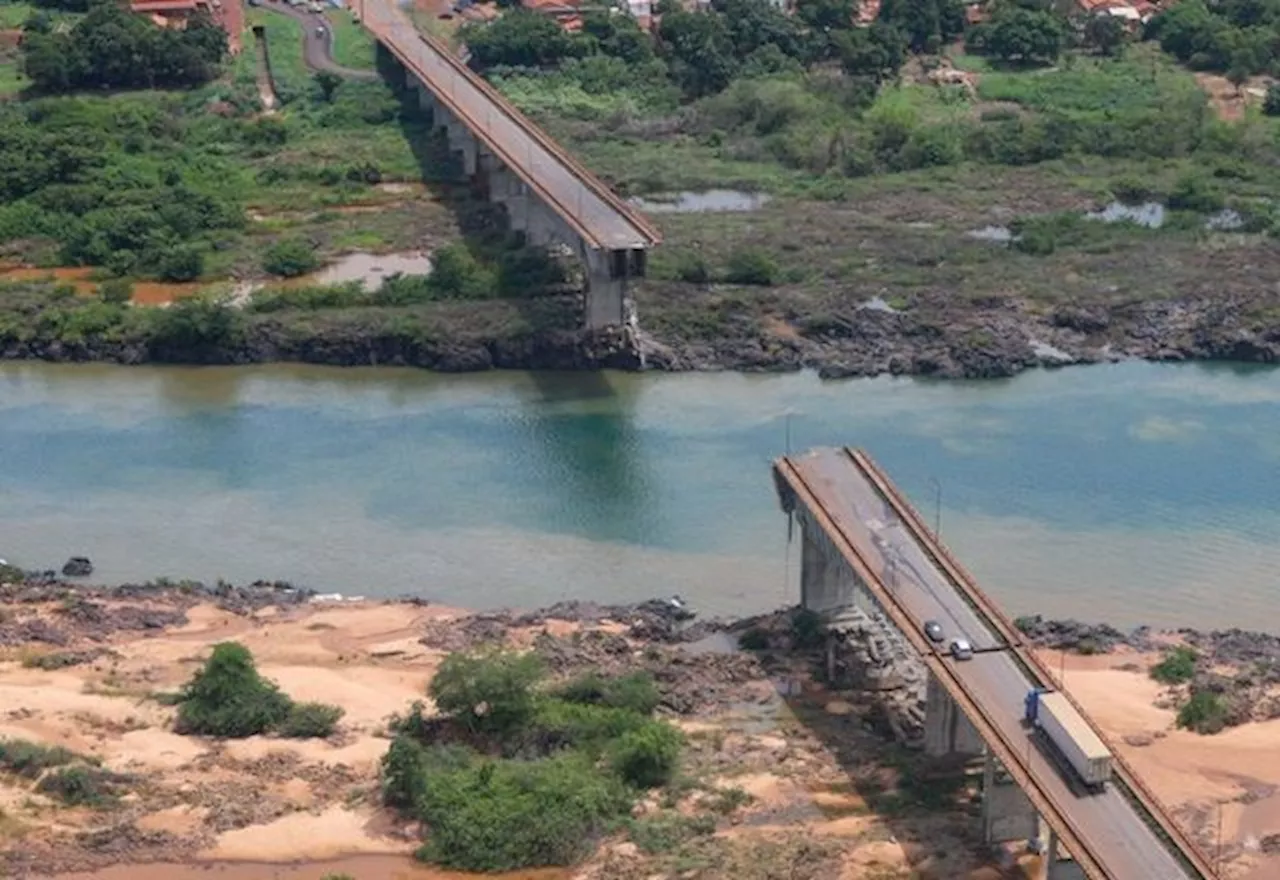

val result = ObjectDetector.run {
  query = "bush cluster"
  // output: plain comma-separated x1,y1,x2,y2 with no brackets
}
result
1150,646,1198,685
383,649,685,872
175,642,343,739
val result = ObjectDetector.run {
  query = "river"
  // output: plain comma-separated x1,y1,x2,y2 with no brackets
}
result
1,360,1278,630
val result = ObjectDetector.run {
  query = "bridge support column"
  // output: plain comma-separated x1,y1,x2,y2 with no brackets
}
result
981,751,1038,844
583,247,626,329
798,509,862,612
1044,829,1086,880
924,672,984,757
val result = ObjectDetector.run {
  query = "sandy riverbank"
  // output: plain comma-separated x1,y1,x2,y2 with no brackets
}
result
0,586,1278,879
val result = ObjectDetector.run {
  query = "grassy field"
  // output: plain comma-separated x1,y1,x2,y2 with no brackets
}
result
324,8,376,70
0,2,33,29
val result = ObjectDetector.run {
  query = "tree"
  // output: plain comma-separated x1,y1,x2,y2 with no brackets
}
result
428,649,545,736
21,0,226,92
314,70,344,102
658,9,739,96
580,9,654,64
1264,83,1280,116
1082,13,1127,56
712,0,809,63
796,0,856,32
263,238,319,278
975,6,1064,66
175,642,293,737
834,21,907,82
878,0,966,53
462,10,587,72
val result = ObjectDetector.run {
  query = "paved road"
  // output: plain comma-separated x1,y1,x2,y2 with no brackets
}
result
264,3,378,80
355,0,660,251
784,447,1195,880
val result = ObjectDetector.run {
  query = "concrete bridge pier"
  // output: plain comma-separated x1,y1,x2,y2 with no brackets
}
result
981,751,1039,844
1044,829,1087,880
408,79,639,329
924,672,984,757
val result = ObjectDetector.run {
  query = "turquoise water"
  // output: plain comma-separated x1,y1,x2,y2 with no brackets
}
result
1,360,1278,628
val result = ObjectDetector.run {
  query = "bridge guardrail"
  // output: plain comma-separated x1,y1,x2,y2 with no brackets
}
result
355,0,660,250
850,449,1219,880
775,457,1110,880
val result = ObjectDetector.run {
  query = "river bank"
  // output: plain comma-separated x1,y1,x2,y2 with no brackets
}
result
1,572,1279,878
3,279,1280,379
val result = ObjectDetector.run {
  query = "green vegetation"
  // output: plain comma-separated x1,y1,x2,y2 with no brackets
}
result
1176,689,1228,734
174,642,343,738
21,0,227,92
0,738,124,808
1150,645,1199,685
263,238,321,278
628,812,716,854
382,649,687,872
35,765,125,807
324,9,377,70
0,738,81,778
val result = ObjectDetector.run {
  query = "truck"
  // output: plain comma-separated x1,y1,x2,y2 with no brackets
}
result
1024,687,1112,791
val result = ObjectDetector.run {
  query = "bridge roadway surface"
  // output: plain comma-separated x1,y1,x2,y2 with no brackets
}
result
781,447,1199,880
353,0,661,252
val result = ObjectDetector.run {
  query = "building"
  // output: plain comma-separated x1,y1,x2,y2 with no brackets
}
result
130,0,244,53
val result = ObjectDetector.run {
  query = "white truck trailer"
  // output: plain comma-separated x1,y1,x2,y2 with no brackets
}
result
1024,687,1112,791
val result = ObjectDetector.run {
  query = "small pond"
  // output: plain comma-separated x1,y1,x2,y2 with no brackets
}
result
629,190,772,213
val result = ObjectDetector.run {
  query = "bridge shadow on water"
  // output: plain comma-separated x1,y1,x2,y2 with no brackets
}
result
514,370,661,547
741,642,1039,877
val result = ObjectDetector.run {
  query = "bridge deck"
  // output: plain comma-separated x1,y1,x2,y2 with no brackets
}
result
356,0,660,252
777,447,1209,880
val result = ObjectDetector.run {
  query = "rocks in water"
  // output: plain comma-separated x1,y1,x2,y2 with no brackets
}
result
61,557,93,577
1013,614,1134,653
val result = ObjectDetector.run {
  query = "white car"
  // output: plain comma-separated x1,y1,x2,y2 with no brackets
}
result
949,638,974,661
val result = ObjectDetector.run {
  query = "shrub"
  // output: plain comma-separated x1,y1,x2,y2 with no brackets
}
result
415,753,632,871
724,247,779,286
789,607,826,650
1264,84,1280,117
737,627,769,650
175,642,293,738
609,721,682,789
672,251,711,283
156,244,205,282
1177,690,1227,734
97,278,133,305
1150,646,1198,685
278,701,344,738
429,649,545,736
1167,175,1224,213
531,699,649,753
146,297,244,355
262,238,320,278
35,766,121,808
627,812,716,854
554,671,660,716
0,739,79,778
381,734,427,809
425,245,495,299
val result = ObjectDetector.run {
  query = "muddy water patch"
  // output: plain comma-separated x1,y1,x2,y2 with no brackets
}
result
0,266,206,305
966,225,1013,243
301,251,432,292
630,190,771,213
